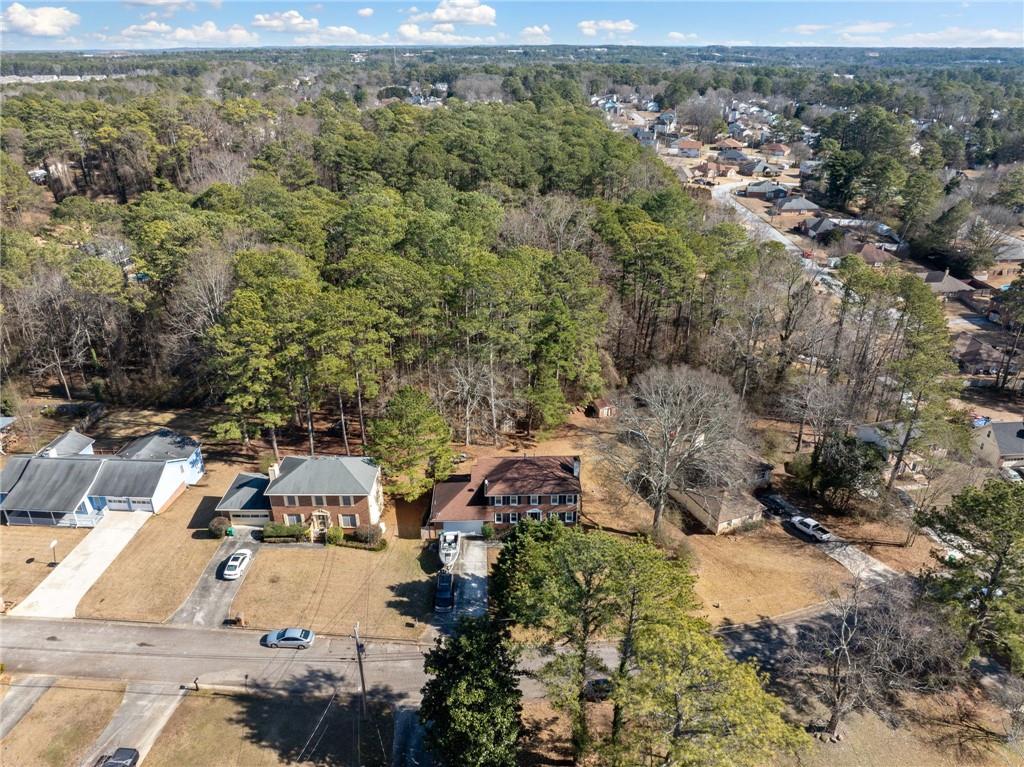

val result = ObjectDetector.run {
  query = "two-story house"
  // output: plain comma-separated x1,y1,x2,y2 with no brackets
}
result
216,455,384,537
427,455,583,535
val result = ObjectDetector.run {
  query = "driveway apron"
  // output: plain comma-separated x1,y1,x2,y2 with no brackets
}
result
78,681,184,767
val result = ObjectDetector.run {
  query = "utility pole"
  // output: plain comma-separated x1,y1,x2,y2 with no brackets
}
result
353,622,368,718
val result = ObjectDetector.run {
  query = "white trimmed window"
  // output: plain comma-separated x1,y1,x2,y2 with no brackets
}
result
340,495,354,507
529,494,539,506
550,495,559,505
560,511,577,524
340,514,357,528
284,514,302,525
313,495,326,507
494,495,503,507
284,495,298,507
510,495,520,506
528,509,543,521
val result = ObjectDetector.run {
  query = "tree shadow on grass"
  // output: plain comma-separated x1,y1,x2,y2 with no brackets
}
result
387,578,435,628
519,708,574,767
233,669,400,766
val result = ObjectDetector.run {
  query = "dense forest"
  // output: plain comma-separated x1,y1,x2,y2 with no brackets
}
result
0,48,1019,459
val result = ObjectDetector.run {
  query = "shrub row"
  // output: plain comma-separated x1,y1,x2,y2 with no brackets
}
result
261,522,309,543
326,525,387,551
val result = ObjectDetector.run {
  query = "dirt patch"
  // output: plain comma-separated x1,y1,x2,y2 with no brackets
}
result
230,537,436,640
686,522,851,626
0,526,89,610
76,459,241,622
144,690,393,767
0,678,125,767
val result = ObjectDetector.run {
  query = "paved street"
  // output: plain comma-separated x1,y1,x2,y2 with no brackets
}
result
0,674,55,739
711,180,803,255
169,532,260,627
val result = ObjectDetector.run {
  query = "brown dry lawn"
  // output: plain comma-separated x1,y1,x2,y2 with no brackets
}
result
76,458,239,622
231,537,436,640
687,522,851,626
145,690,392,767
0,678,124,767
825,516,944,574
0,526,89,611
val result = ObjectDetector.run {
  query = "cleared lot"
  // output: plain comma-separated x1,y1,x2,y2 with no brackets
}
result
0,678,125,767
687,523,851,626
76,459,239,622
0,526,89,611
230,538,436,640
144,690,393,767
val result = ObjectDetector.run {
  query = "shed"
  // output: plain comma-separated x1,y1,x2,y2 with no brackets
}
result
586,399,617,419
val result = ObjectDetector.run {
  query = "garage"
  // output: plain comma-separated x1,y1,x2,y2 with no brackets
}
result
215,471,272,525
442,520,484,535
229,511,271,524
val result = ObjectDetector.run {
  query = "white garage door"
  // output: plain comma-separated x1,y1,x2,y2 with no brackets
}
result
442,520,484,535
231,511,271,524
106,497,131,510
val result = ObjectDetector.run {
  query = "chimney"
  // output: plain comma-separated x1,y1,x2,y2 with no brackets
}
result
268,462,280,481
944,268,950,278
572,457,581,478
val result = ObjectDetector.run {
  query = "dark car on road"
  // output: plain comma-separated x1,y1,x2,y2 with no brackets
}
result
434,571,457,613
100,748,140,767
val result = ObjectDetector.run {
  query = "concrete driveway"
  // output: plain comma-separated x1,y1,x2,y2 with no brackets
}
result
78,681,185,767
169,531,260,627
456,539,489,620
9,511,150,618
0,675,55,739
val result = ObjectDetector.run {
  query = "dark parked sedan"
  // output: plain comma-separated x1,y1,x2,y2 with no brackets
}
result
101,748,140,767
434,572,457,613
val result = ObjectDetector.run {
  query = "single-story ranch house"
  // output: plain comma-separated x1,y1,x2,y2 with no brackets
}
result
0,428,204,527
427,455,582,535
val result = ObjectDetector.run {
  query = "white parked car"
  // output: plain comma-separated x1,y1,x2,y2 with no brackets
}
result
222,548,252,580
999,467,1023,484
788,516,834,542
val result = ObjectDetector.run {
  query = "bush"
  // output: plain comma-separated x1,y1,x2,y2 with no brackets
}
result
481,523,496,541
326,524,387,551
262,522,309,542
326,526,346,546
209,516,230,538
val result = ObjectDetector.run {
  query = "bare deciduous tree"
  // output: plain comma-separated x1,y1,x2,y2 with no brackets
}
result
603,364,752,533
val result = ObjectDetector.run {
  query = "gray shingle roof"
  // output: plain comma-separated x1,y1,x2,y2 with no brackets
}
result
1,455,31,494
992,421,1024,458
40,429,94,456
774,196,821,213
216,472,272,512
90,459,168,498
0,458,100,512
264,456,379,496
118,429,200,461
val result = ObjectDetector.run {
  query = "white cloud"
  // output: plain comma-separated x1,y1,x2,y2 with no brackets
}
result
123,0,196,16
792,23,829,35
843,20,896,35
410,0,496,26
667,31,697,42
519,23,550,44
892,26,1023,46
295,24,383,44
577,19,636,38
431,22,454,32
357,7,373,17
114,18,258,46
1,2,80,37
252,10,318,32
121,19,172,36
397,21,494,43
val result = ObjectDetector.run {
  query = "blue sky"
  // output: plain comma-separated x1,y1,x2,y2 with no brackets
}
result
1,0,1021,51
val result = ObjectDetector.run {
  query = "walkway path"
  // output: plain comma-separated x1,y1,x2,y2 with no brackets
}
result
9,511,149,618
78,681,185,767
169,532,260,627
0,674,55,739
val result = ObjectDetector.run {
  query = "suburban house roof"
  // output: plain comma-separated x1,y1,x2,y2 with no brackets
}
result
118,429,200,461
855,421,919,457
857,243,897,266
803,216,838,235
0,457,100,512
717,137,744,148
989,420,1024,458
39,429,94,456
773,196,821,213
746,180,789,194
953,333,1005,367
264,455,379,496
921,270,972,295
762,142,789,153
428,455,582,525
481,456,581,497
672,138,702,149
718,148,751,162
0,455,32,493
91,459,169,498
216,472,272,512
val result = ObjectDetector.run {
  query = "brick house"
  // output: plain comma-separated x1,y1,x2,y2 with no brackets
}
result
216,455,384,536
427,455,582,535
